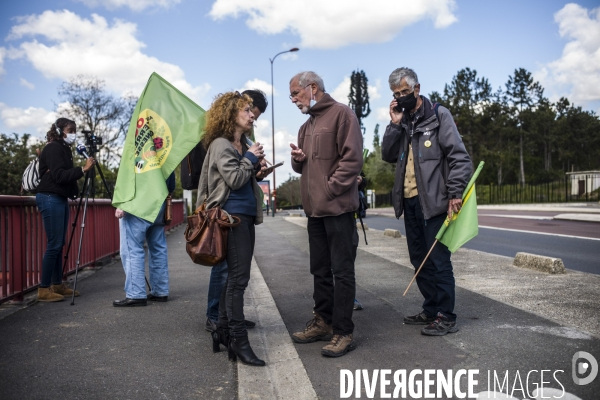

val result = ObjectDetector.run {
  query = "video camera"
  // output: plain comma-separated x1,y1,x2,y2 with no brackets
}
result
81,130,102,155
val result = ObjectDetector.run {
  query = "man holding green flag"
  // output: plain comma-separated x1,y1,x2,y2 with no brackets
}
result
112,73,205,306
381,67,473,336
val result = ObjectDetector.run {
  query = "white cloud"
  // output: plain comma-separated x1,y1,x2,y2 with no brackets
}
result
209,0,457,49
19,78,35,90
0,47,6,76
75,0,181,12
535,4,600,106
376,106,391,124
330,76,382,105
241,78,275,96
251,118,300,186
7,10,210,104
0,102,56,135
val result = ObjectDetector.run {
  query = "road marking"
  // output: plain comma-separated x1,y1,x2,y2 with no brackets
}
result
479,214,553,220
479,225,600,241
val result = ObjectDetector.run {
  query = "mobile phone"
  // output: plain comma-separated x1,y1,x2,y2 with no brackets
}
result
394,103,404,113
263,161,284,175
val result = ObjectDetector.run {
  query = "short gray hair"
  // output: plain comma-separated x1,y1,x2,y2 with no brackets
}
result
388,68,419,90
291,71,325,92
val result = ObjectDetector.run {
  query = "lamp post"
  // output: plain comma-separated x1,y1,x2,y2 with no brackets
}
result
270,47,299,217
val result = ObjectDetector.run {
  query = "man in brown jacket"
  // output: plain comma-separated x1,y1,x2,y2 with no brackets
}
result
288,71,363,357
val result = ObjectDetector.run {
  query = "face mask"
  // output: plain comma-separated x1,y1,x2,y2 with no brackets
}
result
395,91,418,112
309,86,317,109
63,133,76,145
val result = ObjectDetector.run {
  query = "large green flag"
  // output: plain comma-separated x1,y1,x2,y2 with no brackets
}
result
113,72,205,222
435,161,485,253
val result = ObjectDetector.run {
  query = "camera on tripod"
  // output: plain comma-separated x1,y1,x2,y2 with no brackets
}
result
81,130,102,155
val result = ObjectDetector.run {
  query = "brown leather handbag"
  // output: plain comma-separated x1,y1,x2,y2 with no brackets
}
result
184,202,240,266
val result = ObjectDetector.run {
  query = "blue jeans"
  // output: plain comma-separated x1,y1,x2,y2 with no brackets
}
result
403,196,456,321
206,260,228,322
36,193,69,287
119,205,169,299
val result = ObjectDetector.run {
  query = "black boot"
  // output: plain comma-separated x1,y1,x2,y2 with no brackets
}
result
228,334,265,366
212,327,230,353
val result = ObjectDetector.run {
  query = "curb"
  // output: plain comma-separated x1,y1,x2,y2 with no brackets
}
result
240,258,318,399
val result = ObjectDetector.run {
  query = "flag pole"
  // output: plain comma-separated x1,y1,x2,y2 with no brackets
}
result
403,239,439,296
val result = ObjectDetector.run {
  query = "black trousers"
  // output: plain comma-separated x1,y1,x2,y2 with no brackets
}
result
307,212,358,335
403,196,456,321
218,214,255,336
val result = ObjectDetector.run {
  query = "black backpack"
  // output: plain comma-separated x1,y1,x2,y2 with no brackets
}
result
181,141,206,190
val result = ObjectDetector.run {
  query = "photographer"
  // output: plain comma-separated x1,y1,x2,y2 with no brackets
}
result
35,118,95,302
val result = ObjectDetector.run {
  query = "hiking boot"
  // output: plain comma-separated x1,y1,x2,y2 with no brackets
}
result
421,312,459,336
292,313,333,344
403,311,435,325
37,287,64,302
321,334,356,358
51,283,80,297
353,298,363,311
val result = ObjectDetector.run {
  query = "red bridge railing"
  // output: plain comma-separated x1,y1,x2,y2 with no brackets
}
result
0,196,185,304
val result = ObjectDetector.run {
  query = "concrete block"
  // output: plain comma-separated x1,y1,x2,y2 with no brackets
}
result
357,222,368,230
288,211,304,217
384,229,401,238
513,252,566,274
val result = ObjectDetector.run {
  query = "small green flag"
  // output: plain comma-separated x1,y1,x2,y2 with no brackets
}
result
112,72,205,222
435,161,485,253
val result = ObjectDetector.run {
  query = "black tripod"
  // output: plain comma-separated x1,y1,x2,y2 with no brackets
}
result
62,161,111,305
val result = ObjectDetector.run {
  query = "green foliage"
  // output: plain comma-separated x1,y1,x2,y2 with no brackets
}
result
0,133,37,195
348,70,371,134
364,125,395,192
276,174,301,207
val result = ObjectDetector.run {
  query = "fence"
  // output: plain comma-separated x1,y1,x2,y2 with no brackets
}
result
372,176,599,208
0,196,186,304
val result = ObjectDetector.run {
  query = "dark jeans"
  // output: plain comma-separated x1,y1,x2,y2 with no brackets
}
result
307,212,358,335
206,260,228,322
36,193,69,288
403,196,456,321
218,214,255,337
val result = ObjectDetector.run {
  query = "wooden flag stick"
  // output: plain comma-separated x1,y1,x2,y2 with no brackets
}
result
403,239,438,296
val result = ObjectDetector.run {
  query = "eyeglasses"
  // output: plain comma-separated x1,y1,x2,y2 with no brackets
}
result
392,89,414,99
289,84,313,100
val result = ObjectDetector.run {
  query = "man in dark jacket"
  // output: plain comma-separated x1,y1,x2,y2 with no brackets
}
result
289,71,363,357
381,67,473,336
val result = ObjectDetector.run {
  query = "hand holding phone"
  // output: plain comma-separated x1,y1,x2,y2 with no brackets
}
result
389,99,403,125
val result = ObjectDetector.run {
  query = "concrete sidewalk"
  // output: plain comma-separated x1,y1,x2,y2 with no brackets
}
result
1,217,599,399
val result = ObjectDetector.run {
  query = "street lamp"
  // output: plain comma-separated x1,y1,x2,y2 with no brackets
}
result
270,47,299,217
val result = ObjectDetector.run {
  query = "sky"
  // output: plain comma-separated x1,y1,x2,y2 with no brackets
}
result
1,0,599,190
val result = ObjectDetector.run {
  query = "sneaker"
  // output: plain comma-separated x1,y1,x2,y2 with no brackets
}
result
353,299,363,311
292,313,333,344
421,312,459,336
321,334,356,357
403,311,435,325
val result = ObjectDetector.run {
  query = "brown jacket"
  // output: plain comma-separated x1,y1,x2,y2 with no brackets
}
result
291,94,363,217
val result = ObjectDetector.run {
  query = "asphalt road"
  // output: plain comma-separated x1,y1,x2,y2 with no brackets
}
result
363,214,600,275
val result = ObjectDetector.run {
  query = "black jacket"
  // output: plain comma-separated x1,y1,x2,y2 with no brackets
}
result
36,140,84,199
381,96,473,219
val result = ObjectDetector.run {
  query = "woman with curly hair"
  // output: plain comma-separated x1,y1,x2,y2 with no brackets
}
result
35,118,95,302
196,91,266,366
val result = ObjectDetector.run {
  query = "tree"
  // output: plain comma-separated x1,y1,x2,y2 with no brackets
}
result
505,68,543,186
441,68,491,157
348,70,371,134
57,75,137,166
0,133,36,195
364,124,395,193
276,175,302,207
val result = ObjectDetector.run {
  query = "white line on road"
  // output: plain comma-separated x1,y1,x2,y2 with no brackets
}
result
479,214,553,220
479,225,600,241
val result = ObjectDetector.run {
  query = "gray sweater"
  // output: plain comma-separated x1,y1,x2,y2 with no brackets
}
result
195,137,263,224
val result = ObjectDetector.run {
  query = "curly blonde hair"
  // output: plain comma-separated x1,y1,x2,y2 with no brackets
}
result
203,91,253,148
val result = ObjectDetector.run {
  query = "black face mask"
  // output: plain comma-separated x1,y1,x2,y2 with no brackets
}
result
394,91,418,112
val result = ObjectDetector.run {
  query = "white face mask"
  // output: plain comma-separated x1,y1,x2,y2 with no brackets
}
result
63,133,76,145
309,87,317,109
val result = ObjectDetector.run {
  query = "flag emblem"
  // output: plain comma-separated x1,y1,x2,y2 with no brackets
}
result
134,109,172,173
